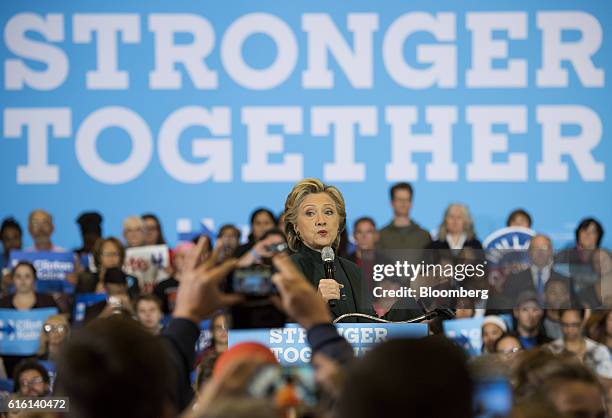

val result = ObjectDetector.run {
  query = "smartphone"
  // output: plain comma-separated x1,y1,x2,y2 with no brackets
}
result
230,266,276,296
108,295,122,308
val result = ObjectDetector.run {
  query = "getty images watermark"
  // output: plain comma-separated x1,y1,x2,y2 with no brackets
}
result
370,259,489,300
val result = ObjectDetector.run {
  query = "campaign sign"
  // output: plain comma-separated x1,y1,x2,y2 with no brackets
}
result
123,245,170,292
229,323,428,365
9,251,75,293
0,308,58,355
443,315,513,356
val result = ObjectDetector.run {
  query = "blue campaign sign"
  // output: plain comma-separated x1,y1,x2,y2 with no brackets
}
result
229,322,428,365
0,307,59,355
443,315,513,356
1,1,611,251
9,251,75,293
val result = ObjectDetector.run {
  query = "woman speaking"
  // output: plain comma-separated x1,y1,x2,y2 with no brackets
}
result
284,178,369,319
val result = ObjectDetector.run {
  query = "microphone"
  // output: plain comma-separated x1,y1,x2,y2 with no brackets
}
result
321,246,338,308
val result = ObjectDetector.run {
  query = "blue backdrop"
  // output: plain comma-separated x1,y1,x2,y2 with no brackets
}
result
1,0,611,249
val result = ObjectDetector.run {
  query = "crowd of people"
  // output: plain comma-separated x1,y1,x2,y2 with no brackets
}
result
0,179,610,418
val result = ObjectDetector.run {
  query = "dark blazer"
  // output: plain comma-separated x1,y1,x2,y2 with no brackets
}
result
290,244,374,319
503,268,572,306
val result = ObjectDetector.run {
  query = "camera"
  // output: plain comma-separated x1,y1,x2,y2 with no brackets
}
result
229,265,277,296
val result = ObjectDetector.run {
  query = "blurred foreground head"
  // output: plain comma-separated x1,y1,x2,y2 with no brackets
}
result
336,336,473,418
54,317,175,418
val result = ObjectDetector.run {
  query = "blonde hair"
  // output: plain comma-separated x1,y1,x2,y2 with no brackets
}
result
37,314,70,357
284,178,346,252
122,215,144,231
438,203,475,241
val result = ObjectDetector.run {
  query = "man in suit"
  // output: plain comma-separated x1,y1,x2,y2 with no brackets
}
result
503,234,571,307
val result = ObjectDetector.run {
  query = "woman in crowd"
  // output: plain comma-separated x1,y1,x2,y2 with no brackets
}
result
194,312,229,387
237,228,287,268
284,178,370,319
555,217,605,289
122,215,146,248
429,203,483,250
0,262,58,310
216,224,241,262
495,334,524,361
142,213,166,246
0,262,59,377
75,237,139,298
506,208,533,229
37,314,71,362
235,209,277,258
482,315,507,354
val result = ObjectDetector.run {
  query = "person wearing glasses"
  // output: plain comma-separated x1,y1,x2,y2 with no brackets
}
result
545,309,612,379
12,359,51,397
494,333,523,363
37,315,70,363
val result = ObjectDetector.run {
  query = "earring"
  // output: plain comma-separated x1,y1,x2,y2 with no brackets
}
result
296,230,301,241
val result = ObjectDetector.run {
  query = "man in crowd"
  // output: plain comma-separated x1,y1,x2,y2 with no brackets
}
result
135,294,164,335
377,182,431,250
512,291,552,349
25,209,64,252
503,234,571,305
546,309,612,379
13,359,51,397
348,217,379,266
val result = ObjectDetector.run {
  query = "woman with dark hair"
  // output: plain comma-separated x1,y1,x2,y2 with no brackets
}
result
235,208,276,258
555,217,605,291
75,237,139,298
0,262,57,310
194,312,228,387
142,213,166,246
0,262,58,377
506,208,533,229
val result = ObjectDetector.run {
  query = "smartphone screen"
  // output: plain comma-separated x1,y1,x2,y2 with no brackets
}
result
232,266,275,296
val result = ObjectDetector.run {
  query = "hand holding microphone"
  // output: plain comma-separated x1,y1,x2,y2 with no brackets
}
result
318,279,344,303
320,246,343,307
